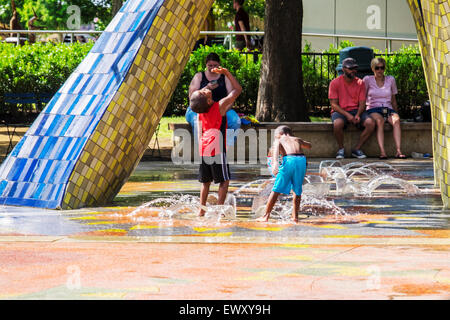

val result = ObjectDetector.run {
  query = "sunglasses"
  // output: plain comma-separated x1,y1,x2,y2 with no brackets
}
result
375,66,385,70
346,66,358,71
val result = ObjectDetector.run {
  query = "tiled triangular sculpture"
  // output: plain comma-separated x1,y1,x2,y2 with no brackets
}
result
0,0,214,209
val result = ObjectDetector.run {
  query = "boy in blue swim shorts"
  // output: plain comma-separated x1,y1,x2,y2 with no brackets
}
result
257,125,312,223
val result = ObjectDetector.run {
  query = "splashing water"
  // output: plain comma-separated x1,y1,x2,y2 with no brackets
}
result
251,176,344,220
319,160,417,196
128,193,236,222
127,160,420,222
249,160,421,220
363,174,421,196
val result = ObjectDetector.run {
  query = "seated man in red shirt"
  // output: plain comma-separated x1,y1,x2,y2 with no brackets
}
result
329,58,375,159
190,67,242,216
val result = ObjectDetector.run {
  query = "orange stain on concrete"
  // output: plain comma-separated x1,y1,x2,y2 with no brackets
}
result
415,230,450,238
393,283,450,296
119,181,199,193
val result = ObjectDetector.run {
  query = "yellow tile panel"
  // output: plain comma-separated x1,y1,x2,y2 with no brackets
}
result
407,0,450,207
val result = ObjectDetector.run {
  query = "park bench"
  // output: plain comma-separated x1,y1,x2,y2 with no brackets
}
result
0,92,52,157
4,92,52,107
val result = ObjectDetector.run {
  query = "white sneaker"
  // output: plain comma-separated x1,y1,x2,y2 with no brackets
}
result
336,148,345,159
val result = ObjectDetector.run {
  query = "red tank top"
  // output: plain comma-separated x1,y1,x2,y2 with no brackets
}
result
199,102,227,157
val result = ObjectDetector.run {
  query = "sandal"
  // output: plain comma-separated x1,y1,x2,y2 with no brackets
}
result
379,155,388,160
395,154,407,159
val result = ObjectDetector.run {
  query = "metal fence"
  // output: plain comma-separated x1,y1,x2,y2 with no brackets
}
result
237,50,425,118
1,29,425,119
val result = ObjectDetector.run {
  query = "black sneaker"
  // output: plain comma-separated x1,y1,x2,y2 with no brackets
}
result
336,148,345,159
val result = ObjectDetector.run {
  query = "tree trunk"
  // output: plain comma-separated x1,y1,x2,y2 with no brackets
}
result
111,0,123,18
256,0,309,122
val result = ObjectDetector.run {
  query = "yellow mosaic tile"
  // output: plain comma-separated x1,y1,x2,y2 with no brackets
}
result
407,0,450,207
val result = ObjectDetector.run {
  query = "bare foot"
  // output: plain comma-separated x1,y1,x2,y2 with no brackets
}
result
256,216,269,222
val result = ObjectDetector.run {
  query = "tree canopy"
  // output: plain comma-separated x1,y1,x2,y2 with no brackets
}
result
256,0,308,121
0,0,111,30
0,0,266,30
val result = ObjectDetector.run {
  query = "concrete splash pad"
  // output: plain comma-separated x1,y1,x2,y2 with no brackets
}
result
0,159,449,299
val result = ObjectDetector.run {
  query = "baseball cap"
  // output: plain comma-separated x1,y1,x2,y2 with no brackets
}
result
342,58,358,69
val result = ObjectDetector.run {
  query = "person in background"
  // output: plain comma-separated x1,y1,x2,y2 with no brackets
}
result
363,57,406,159
233,0,251,51
328,58,375,159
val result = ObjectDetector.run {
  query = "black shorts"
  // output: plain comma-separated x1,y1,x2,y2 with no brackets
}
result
199,154,231,184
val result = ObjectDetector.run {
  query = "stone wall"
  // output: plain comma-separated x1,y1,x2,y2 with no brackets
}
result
170,122,432,161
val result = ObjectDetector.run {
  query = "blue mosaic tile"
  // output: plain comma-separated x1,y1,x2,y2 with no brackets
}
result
0,0,168,208
0,180,7,195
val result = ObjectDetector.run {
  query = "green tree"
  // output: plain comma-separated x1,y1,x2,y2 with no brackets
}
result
256,0,308,121
0,0,112,30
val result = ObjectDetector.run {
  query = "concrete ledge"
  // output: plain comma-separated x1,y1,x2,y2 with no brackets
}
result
169,122,432,159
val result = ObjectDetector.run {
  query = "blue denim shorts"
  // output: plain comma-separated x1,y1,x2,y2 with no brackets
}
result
367,107,397,117
331,109,370,129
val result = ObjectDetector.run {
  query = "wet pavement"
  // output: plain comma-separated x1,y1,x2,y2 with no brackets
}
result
0,158,449,299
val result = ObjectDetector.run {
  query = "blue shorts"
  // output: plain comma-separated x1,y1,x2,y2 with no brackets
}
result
267,156,283,178
367,107,397,117
331,109,370,129
272,154,307,196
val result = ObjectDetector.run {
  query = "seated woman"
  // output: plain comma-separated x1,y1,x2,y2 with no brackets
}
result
363,57,406,159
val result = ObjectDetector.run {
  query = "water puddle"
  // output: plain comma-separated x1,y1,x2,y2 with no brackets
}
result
126,161,422,222
0,160,444,237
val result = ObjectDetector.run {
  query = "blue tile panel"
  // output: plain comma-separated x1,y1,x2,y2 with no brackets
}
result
0,0,164,208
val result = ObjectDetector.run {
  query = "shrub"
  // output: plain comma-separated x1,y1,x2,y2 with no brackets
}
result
0,41,427,121
0,41,93,119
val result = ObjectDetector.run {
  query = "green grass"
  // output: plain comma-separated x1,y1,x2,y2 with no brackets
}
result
157,116,187,139
309,116,331,122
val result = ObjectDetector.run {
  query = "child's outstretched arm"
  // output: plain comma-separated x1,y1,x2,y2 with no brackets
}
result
271,139,281,176
298,138,312,149
213,67,242,116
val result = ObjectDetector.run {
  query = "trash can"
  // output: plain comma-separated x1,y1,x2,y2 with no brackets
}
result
337,46,374,79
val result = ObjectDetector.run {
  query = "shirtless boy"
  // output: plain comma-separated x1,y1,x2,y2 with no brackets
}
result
257,125,312,223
